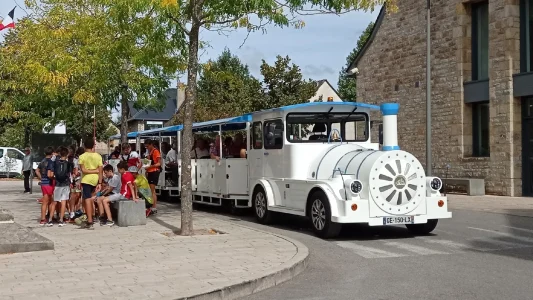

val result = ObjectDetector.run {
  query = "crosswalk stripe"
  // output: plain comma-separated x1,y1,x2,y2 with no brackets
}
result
335,241,406,258
502,226,533,235
467,227,533,244
419,237,527,252
382,241,448,255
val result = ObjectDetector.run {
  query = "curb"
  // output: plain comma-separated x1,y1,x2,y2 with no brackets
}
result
174,219,310,300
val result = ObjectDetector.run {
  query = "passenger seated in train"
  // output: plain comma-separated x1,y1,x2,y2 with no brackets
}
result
209,135,222,162
191,138,210,159
227,133,246,158
163,142,179,185
309,123,328,140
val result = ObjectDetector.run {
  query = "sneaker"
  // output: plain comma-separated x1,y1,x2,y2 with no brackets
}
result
39,219,47,226
47,220,53,227
146,209,152,217
105,220,114,226
84,222,94,230
58,220,66,227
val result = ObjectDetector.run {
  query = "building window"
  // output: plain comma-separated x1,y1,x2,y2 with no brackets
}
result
521,0,533,72
472,102,490,157
144,120,163,131
472,1,489,80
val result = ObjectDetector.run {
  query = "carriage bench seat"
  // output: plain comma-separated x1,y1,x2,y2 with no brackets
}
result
111,200,147,227
443,178,485,196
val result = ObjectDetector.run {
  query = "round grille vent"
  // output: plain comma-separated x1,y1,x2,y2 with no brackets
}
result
369,151,425,214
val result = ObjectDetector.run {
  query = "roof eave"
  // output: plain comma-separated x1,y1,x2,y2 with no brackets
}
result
346,6,387,78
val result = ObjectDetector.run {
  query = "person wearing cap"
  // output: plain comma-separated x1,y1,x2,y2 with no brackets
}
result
21,146,33,193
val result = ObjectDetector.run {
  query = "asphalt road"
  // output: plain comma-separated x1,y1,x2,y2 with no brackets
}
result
195,205,533,300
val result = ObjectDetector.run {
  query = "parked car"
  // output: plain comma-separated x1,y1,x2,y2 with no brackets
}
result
0,147,39,177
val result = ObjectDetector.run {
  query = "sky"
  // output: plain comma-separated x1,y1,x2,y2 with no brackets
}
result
1,1,379,119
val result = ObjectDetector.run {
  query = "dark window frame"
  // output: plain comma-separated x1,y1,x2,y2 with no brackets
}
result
472,1,489,81
285,112,369,143
520,0,533,72
263,119,284,150
472,101,490,157
251,121,263,149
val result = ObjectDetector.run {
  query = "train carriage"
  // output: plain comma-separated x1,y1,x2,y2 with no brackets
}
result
115,101,452,239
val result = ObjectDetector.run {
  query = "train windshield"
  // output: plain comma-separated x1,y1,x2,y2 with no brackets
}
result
286,112,368,143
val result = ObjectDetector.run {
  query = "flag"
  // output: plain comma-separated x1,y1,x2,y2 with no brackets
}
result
0,7,15,32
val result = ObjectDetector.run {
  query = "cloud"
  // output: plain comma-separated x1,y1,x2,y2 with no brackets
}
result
239,46,266,75
302,64,336,79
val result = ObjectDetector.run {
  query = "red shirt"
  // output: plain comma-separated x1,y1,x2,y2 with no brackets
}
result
120,171,135,199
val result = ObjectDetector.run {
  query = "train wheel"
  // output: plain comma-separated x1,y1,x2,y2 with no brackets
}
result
405,219,438,235
253,186,272,224
308,191,341,239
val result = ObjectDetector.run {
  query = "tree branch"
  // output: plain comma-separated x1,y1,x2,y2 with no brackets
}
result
166,12,191,36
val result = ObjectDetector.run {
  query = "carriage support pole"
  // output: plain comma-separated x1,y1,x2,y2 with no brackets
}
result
426,0,432,176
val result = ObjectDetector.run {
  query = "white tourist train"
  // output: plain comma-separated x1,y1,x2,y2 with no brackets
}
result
110,101,452,238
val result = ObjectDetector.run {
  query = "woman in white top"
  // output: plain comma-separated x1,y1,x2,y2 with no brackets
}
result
191,138,210,159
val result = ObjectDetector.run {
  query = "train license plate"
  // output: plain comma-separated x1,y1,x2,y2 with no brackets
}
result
383,216,414,225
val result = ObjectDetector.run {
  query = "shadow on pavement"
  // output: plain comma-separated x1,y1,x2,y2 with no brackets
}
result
159,196,424,242
467,209,533,262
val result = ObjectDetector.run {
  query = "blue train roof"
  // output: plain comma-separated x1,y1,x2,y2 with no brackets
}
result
251,101,380,114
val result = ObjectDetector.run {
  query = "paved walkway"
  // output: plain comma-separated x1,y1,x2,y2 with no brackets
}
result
447,193,533,218
0,181,308,300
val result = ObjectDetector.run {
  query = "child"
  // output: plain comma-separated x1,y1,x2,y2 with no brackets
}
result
97,161,138,226
128,166,154,217
35,146,55,226
47,146,73,227
95,164,121,225
120,143,141,168
78,138,103,229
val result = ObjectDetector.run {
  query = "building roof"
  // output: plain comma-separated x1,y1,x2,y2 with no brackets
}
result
314,79,342,101
346,6,386,78
127,88,177,122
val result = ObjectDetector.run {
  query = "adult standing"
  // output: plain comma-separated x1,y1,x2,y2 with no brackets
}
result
143,139,161,215
21,147,33,193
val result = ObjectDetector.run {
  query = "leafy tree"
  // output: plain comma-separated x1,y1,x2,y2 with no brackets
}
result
155,0,397,235
337,21,374,102
0,0,186,144
194,48,263,121
257,55,317,110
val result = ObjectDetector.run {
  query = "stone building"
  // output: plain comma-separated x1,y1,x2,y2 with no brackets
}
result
348,0,533,196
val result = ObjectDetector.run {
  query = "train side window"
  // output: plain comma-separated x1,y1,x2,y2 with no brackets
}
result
264,119,283,150
252,122,263,149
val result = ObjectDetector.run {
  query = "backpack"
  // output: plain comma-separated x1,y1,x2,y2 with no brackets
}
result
54,160,71,183
39,158,49,178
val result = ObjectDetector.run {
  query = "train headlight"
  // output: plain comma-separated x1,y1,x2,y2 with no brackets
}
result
350,180,363,194
430,177,442,191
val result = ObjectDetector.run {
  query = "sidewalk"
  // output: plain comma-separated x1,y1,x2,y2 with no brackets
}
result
448,193,533,217
0,181,309,300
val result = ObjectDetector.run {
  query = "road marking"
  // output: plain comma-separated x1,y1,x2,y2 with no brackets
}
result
419,237,527,252
335,241,406,258
467,227,533,244
502,226,533,235
382,241,448,255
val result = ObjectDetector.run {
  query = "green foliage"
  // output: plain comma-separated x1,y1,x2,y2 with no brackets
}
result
195,48,263,121
337,21,374,102
257,55,317,110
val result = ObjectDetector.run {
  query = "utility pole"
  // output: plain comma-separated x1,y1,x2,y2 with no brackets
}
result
426,0,432,176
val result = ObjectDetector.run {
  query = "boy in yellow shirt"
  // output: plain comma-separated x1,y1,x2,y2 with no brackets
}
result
128,166,154,217
77,138,103,229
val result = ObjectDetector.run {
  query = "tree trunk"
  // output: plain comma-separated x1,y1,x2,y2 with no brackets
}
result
180,23,201,236
120,86,130,144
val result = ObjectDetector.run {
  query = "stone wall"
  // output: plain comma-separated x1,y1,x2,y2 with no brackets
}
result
355,0,522,196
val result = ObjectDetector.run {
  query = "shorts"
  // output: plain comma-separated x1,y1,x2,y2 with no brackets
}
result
107,193,128,202
147,171,160,185
82,184,96,199
54,186,70,201
41,185,54,196
71,180,81,193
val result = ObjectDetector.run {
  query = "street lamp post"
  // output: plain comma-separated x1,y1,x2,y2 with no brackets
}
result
426,0,432,176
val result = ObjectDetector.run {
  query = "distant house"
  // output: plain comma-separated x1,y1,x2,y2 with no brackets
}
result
309,79,342,102
127,85,186,133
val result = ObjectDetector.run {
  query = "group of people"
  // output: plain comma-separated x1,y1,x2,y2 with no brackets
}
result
35,138,162,229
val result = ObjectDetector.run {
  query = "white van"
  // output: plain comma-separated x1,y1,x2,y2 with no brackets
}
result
0,147,38,177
